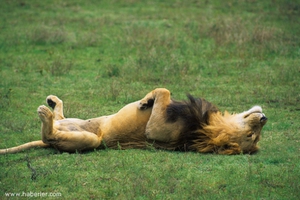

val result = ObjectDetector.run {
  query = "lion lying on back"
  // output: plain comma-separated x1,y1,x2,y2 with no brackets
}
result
0,88,267,155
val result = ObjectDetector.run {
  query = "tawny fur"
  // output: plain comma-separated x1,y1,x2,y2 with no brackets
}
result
0,141,50,154
0,88,267,155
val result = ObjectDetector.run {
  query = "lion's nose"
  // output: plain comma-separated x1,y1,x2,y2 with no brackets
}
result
260,116,268,122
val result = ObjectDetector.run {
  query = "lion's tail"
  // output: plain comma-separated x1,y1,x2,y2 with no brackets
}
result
0,140,50,154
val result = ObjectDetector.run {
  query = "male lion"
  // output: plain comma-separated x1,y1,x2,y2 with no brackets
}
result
0,88,267,155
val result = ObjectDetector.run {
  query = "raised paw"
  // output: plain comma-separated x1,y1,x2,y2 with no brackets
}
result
138,99,154,110
37,105,53,122
46,95,62,109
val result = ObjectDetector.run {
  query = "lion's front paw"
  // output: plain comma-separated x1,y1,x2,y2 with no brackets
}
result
46,95,62,109
37,105,53,122
138,91,156,110
138,99,154,110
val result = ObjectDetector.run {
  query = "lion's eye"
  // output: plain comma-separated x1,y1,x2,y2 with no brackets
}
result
247,132,253,137
244,114,250,118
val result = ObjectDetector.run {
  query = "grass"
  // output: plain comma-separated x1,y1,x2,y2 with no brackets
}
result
0,0,300,199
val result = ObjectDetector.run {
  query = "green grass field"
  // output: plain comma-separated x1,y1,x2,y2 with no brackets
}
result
1,0,300,199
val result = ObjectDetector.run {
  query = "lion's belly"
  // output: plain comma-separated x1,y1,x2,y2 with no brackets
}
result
54,118,101,134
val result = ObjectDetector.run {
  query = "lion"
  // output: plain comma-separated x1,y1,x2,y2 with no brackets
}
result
0,88,267,155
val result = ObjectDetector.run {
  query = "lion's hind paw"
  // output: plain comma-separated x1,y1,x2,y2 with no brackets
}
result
37,105,53,122
46,95,62,109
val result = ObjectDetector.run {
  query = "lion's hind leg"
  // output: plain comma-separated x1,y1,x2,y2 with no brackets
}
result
37,105,102,152
53,131,102,152
46,95,65,120
38,105,55,143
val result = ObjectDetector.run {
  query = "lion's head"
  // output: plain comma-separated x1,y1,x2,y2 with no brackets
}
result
191,106,268,154
232,106,267,153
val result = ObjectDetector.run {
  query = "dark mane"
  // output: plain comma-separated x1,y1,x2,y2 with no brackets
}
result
167,95,218,129
165,95,218,151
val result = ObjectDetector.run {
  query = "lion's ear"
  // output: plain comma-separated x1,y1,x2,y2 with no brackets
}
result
217,143,241,155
